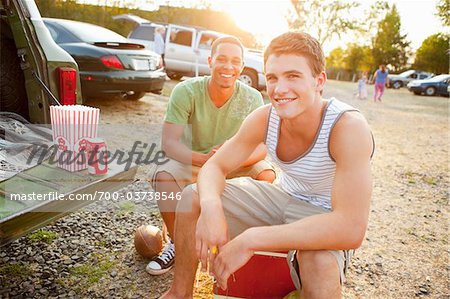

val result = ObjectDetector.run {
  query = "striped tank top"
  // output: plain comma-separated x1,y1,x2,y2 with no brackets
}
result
265,98,358,210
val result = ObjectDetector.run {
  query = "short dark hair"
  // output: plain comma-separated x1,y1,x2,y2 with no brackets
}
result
211,36,244,57
264,31,325,77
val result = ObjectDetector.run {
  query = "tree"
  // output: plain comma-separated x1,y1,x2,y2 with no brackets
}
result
436,0,450,26
372,4,410,72
287,0,361,46
413,33,450,74
343,44,373,73
326,47,345,69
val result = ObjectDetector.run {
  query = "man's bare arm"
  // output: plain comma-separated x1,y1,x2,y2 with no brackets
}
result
162,121,267,168
197,106,270,203
161,122,211,167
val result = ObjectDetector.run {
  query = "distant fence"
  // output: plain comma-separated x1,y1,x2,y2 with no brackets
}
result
326,68,374,83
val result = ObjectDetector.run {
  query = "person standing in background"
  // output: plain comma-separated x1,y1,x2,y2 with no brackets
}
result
154,27,166,67
357,71,368,100
372,65,389,102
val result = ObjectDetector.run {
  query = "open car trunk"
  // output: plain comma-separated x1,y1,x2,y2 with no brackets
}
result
0,159,137,246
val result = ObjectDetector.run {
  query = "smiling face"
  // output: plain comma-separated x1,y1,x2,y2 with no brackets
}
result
208,42,244,89
265,54,326,120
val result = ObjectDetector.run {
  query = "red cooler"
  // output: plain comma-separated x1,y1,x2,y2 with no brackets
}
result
213,251,296,299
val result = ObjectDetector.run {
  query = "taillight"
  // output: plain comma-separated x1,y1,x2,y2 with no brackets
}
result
100,55,124,69
58,67,77,105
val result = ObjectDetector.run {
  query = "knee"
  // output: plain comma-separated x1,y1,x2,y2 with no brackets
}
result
154,171,176,184
176,185,200,214
297,251,340,296
255,169,276,183
297,251,338,275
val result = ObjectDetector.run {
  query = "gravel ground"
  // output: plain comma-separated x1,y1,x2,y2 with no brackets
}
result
1,79,448,298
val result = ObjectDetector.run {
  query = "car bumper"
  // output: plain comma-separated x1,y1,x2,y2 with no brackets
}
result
407,86,424,93
80,69,166,95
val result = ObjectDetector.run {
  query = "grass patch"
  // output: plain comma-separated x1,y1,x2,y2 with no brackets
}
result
70,253,115,286
28,230,59,243
70,261,114,284
0,263,32,278
117,202,135,214
422,176,437,186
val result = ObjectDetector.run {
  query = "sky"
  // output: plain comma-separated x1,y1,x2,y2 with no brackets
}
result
82,0,445,53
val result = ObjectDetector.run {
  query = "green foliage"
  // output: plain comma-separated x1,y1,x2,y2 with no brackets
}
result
35,0,258,48
343,44,373,72
0,263,32,278
372,4,410,72
436,0,450,26
117,201,135,214
70,261,114,284
413,33,450,74
28,230,59,243
288,0,361,46
326,47,345,69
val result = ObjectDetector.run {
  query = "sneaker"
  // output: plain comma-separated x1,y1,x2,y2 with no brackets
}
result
146,241,175,275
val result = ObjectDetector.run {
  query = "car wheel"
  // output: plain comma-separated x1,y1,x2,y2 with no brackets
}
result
239,69,258,89
0,35,29,120
413,91,421,95
125,91,146,101
425,87,436,96
167,72,182,80
392,81,402,89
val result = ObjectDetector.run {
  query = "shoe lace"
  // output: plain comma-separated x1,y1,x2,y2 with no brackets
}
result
158,243,175,264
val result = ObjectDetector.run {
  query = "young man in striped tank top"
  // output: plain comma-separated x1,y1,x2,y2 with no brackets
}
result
161,32,373,299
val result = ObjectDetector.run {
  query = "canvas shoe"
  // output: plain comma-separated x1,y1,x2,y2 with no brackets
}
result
146,241,175,275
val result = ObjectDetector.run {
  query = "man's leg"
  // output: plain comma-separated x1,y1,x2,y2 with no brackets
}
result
154,171,184,238
147,160,197,275
297,250,342,299
228,160,276,183
161,186,200,299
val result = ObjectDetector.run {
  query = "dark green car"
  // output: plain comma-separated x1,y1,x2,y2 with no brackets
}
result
1,0,137,246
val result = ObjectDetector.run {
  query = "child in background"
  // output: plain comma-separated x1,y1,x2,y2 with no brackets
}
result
357,71,368,100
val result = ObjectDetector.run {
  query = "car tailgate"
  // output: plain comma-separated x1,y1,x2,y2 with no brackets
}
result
0,160,137,246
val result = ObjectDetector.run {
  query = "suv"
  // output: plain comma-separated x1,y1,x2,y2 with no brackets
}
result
388,70,433,89
0,0,136,246
113,14,266,90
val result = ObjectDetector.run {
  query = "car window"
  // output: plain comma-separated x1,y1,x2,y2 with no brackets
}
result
54,20,127,43
419,74,427,79
44,22,79,43
410,74,417,79
170,29,193,47
130,26,155,41
198,33,218,50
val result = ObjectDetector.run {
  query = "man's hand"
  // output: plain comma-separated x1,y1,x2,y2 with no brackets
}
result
195,201,228,273
212,233,254,290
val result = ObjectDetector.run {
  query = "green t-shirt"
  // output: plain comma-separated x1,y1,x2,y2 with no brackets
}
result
165,76,264,153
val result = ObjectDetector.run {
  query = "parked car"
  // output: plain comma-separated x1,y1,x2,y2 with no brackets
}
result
388,70,433,89
407,74,450,97
1,0,136,246
43,18,166,101
113,14,266,90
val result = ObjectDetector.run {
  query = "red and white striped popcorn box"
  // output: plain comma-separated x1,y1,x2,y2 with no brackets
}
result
50,105,100,172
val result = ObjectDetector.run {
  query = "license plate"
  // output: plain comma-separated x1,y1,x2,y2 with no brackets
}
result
133,59,150,71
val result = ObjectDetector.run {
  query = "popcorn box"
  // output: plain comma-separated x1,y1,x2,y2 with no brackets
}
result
49,105,100,172
213,251,296,299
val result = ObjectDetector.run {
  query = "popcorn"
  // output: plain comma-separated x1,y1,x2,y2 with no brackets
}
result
49,105,100,172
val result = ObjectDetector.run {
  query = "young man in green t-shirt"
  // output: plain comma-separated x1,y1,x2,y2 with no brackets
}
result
146,36,275,275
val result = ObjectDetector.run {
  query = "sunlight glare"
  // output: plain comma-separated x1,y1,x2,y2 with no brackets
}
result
223,1,290,47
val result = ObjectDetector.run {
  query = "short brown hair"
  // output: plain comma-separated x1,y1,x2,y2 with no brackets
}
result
211,36,244,57
264,32,325,77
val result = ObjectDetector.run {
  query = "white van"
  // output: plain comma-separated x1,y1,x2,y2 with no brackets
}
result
113,14,266,90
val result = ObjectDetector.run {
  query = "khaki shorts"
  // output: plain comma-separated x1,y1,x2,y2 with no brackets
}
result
190,177,353,289
150,158,274,190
